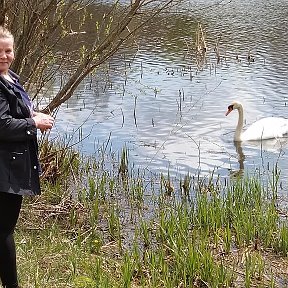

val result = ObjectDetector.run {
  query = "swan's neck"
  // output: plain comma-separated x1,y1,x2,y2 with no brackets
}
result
235,106,244,141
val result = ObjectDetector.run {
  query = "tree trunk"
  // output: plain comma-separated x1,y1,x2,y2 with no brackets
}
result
0,0,6,26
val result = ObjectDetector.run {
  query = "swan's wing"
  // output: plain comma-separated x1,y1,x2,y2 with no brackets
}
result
242,117,288,141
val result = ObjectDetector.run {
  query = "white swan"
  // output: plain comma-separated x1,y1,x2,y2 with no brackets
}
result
225,101,288,141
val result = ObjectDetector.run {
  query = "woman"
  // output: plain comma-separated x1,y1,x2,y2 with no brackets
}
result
0,26,54,288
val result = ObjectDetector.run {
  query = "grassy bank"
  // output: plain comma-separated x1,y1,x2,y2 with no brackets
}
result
16,143,288,287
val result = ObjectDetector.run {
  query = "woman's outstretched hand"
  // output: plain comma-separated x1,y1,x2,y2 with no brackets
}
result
32,112,55,133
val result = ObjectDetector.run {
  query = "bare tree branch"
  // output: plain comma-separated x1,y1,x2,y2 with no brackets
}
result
4,0,179,113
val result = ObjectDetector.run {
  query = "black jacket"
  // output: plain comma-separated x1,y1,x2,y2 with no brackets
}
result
0,71,40,196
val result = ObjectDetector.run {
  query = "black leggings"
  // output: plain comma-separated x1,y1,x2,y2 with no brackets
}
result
0,192,22,288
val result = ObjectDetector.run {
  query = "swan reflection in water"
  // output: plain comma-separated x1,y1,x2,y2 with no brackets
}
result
229,141,245,178
229,137,288,178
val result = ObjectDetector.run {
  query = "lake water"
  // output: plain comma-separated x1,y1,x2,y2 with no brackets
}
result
54,0,288,190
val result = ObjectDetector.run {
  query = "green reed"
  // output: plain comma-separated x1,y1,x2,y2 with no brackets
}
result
139,220,152,248
107,203,121,242
275,224,288,256
121,251,136,288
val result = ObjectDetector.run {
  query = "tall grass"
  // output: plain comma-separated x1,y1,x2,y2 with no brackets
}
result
16,143,288,287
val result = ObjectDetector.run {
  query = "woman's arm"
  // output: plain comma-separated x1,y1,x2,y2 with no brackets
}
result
0,93,54,141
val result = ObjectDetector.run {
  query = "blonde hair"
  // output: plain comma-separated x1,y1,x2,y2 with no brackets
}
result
0,26,14,41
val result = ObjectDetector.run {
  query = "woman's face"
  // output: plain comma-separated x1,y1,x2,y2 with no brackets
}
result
0,37,14,75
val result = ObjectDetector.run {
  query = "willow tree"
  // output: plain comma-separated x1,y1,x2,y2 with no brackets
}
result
1,0,178,113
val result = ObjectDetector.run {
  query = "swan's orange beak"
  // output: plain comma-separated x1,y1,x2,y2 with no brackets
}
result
225,105,233,116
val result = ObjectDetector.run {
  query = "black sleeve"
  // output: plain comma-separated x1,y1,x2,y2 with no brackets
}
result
0,90,37,142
